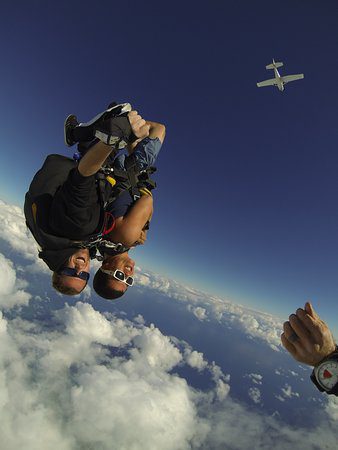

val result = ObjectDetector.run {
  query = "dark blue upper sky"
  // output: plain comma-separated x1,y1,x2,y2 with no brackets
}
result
1,0,338,325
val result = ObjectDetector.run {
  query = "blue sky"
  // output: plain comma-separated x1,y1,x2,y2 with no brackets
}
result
1,0,338,325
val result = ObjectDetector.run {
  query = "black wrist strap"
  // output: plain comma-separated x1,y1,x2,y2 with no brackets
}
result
310,370,325,392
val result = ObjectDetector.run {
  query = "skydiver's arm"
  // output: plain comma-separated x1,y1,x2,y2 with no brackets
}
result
49,140,114,237
109,195,153,247
147,121,166,143
128,121,166,154
78,141,116,177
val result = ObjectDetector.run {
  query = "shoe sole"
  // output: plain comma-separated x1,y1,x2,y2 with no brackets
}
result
64,114,79,147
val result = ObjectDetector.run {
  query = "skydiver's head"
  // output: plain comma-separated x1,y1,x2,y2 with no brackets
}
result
52,249,90,295
93,252,135,300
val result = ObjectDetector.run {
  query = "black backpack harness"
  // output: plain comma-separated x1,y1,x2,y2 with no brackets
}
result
24,153,156,269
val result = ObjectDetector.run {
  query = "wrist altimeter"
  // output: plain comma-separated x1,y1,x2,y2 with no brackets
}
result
311,348,338,395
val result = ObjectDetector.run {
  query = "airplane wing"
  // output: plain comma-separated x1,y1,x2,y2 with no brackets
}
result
256,78,278,87
281,74,304,84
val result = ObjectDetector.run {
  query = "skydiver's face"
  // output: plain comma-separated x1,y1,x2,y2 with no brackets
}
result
67,248,91,273
101,253,135,294
61,249,90,293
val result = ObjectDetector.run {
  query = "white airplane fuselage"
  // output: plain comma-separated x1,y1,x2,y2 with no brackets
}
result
273,67,284,91
257,59,304,91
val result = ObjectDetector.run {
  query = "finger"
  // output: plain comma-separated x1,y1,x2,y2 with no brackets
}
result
134,118,146,128
305,302,319,320
281,333,298,358
289,314,313,342
138,123,150,134
129,114,142,124
296,308,323,340
296,308,306,319
297,312,323,341
128,110,138,117
283,321,300,344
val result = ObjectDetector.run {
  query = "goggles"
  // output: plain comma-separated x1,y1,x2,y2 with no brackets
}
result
58,267,90,281
100,268,134,286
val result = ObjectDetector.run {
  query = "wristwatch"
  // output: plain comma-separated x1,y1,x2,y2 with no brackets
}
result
311,347,338,395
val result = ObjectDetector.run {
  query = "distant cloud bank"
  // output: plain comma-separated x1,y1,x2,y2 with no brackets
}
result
136,269,283,351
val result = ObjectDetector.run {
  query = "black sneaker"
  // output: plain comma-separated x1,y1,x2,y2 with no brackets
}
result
64,114,79,147
65,102,134,148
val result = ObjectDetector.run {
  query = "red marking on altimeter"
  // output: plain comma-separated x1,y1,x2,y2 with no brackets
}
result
323,369,333,379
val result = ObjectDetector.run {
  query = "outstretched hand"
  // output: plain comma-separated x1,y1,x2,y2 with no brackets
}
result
281,302,336,366
128,110,150,140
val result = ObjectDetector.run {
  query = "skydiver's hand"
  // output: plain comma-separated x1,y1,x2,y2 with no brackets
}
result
128,110,150,140
281,302,336,366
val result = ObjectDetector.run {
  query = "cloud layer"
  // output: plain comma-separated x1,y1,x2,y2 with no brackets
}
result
136,270,283,351
1,199,338,449
0,301,221,450
1,298,338,450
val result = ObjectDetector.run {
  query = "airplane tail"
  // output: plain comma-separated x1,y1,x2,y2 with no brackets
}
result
266,61,283,70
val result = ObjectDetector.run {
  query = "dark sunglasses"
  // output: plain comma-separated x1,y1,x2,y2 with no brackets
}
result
58,267,90,281
100,268,134,286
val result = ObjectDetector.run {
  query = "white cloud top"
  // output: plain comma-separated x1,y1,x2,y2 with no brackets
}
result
135,269,283,351
281,383,300,399
246,373,263,385
0,253,31,308
248,387,262,404
184,349,208,371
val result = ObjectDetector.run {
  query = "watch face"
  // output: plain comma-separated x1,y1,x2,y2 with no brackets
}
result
316,360,338,391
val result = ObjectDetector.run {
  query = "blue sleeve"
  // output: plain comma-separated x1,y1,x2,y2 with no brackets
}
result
133,137,162,169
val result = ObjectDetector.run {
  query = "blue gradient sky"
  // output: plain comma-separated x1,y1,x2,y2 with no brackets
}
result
1,0,338,325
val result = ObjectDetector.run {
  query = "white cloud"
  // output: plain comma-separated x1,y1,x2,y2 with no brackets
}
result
130,323,182,371
188,305,207,321
81,284,92,301
246,373,263,385
136,273,151,286
0,302,206,450
0,253,31,309
134,314,145,325
199,401,338,450
0,293,337,449
215,379,231,401
248,387,262,404
184,349,208,371
281,384,300,399
134,267,283,351
0,201,39,261
325,396,338,421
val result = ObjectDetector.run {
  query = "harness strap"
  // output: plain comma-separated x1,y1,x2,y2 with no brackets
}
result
102,212,115,236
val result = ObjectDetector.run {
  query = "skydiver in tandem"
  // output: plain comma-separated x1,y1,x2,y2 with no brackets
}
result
24,102,166,298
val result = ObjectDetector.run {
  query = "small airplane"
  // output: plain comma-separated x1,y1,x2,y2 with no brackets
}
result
257,59,304,92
